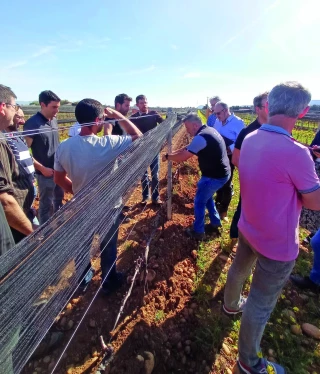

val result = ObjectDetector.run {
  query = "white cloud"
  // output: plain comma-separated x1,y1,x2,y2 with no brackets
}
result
170,44,178,50
32,46,55,58
122,37,132,41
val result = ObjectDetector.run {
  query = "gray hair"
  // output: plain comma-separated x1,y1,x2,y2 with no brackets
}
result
215,101,229,111
268,81,311,118
183,113,202,126
210,96,221,103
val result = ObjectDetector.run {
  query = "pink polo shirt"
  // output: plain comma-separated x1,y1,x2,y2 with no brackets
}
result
238,124,320,262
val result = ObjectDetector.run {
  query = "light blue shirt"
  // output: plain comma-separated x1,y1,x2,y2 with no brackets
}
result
207,113,217,128
214,113,245,151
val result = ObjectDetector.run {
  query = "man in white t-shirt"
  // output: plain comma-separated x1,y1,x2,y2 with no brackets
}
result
68,121,81,137
54,98,142,295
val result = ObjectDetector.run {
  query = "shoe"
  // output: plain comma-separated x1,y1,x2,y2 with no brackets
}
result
141,197,150,205
205,223,221,236
235,358,286,374
290,275,320,292
79,268,95,292
223,296,247,316
101,272,124,295
152,198,163,205
302,231,316,245
185,227,205,241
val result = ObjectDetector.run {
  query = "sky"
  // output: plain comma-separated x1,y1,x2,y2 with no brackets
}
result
0,0,319,107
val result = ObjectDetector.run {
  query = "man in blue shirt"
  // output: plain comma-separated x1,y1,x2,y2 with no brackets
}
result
213,101,244,219
207,96,221,127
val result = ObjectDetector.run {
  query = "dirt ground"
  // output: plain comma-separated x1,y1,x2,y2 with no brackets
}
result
23,126,320,374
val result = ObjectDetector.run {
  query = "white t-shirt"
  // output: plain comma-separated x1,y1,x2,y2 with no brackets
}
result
68,122,81,137
54,134,132,194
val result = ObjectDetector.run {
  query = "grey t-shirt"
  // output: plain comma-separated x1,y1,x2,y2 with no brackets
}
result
54,134,132,194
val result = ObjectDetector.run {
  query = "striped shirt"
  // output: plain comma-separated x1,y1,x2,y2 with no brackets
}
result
0,133,34,214
6,133,35,179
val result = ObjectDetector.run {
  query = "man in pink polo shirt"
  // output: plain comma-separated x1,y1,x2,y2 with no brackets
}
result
224,82,320,374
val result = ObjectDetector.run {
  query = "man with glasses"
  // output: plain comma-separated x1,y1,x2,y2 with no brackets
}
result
229,92,268,243
213,101,244,220
0,85,34,243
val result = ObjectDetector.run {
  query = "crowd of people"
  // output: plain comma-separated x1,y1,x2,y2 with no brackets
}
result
0,81,320,374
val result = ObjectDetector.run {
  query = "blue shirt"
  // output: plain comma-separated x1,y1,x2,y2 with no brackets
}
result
213,113,245,152
207,113,217,128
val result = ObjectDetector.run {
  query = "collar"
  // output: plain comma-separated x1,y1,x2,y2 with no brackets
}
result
138,111,148,116
260,124,292,137
221,113,234,125
195,125,206,136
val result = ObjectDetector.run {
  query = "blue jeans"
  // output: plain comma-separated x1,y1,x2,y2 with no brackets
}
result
141,155,160,201
36,174,64,224
310,229,320,285
224,231,295,367
194,175,230,233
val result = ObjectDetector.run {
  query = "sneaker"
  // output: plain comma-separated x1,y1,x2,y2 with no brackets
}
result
79,268,95,292
185,227,205,241
223,296,247,316
101,272,124,296
290,275,320,292
205,223,221,236
235,358,287,374
141,197,150,205
152,198,163,205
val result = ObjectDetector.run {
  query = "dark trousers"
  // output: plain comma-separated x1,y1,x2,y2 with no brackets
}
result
80,215,120,287
215,155,235,214
230,197,241,239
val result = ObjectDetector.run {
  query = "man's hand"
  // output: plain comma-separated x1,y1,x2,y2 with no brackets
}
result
41,167,54,177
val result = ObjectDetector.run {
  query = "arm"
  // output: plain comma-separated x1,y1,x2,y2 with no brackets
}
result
301,189,320,210
25,136,54,177
54,170,73,194
0,192,33,235
32,158,54,177
232,148,240,168
163,148,194,163
104,108,142,141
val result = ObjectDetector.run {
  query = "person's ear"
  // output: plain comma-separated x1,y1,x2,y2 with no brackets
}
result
298,106,310,119
0,103,5,116
265,101,269,114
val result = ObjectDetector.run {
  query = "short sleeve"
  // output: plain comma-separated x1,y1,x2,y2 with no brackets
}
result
54,144,65,172
186,135,207,155
109,135,132,153
23,118,38,138
0,140,14,195
288,147,320,194
235,128,247,150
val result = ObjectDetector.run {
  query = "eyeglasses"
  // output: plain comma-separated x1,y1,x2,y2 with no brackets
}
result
214,109,225,116
4,103,18,110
